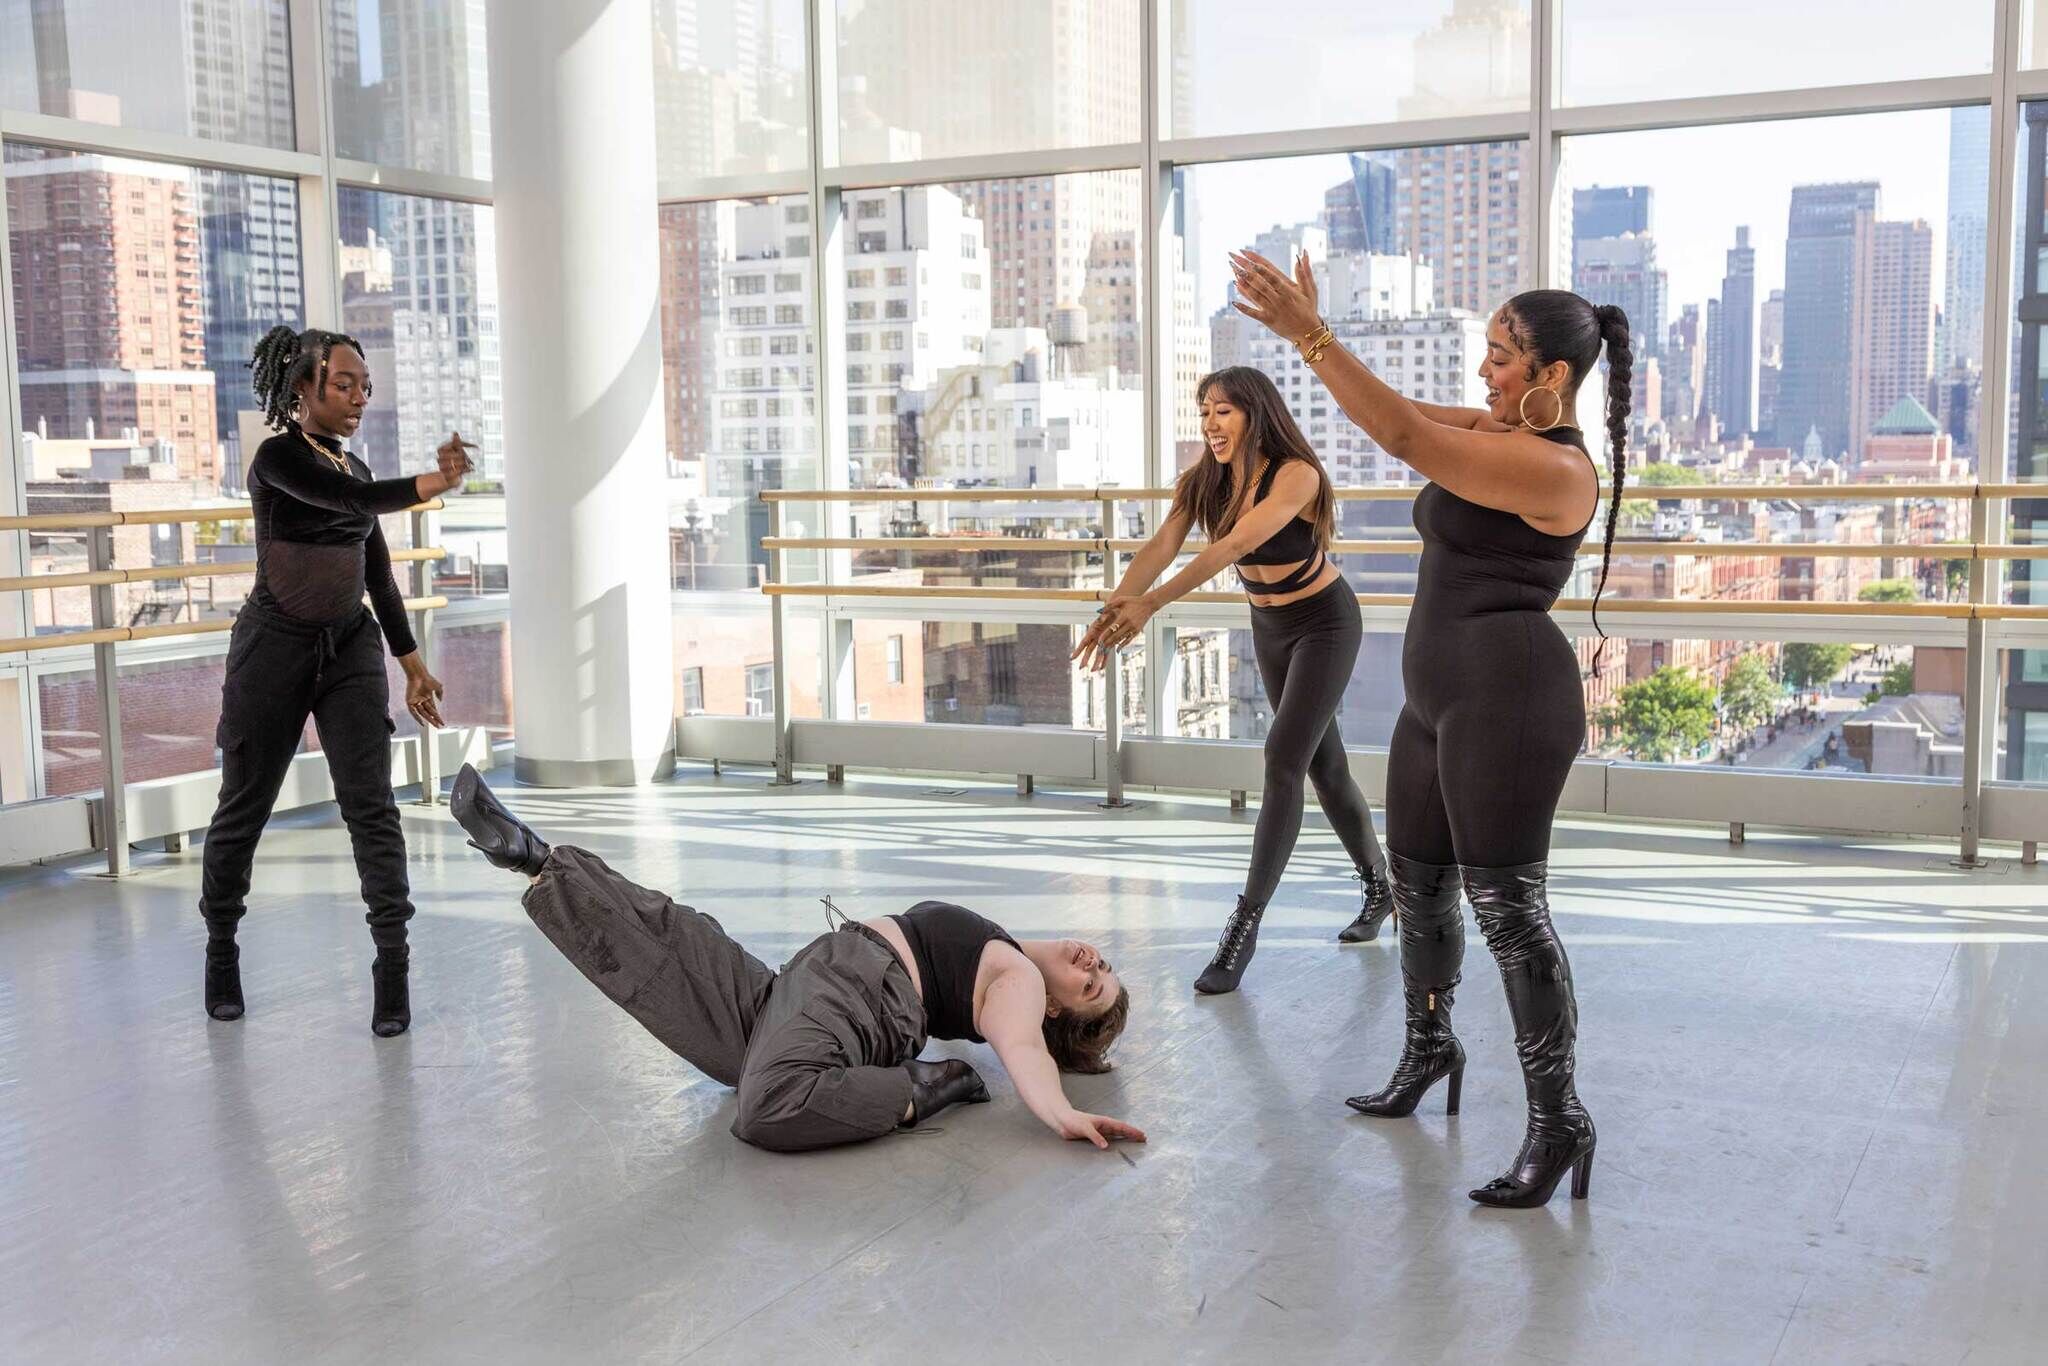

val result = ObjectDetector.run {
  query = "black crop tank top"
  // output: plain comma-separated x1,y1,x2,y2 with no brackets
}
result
1235,458,1325,594
890,902,1019,1042
1408,426,1596,622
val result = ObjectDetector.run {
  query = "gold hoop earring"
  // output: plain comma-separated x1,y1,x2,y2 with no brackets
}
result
1519,385,1565,432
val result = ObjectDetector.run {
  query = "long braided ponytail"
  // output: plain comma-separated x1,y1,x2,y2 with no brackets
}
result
248,324,365,432
1588,303,1632,669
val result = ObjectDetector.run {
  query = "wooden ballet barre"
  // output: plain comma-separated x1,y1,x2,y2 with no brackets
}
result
761,537,1107,553
0,546,445,594
771,533,1994,561
760,483,2000,506
0,596,449,657
0,499,444,533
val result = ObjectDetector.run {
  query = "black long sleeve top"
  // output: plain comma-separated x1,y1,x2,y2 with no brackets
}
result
245,424,423,656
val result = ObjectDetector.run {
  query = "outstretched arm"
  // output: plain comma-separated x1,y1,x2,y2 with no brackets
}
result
1074,506,1193,671
980,969,1146,1149
1231,250,1595,530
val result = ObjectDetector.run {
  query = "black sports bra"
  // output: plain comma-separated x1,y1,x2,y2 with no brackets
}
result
1235,459,1326,595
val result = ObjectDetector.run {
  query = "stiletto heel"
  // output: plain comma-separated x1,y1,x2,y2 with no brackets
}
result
1571,1147,1593,1200
1445,1065,1463,1116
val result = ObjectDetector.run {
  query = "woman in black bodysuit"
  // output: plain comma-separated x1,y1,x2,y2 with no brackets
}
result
1230,250,1628,1209
1076,366,1394,997
198,326,471,1036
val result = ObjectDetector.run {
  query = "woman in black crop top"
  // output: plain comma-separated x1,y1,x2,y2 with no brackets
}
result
448,766,1143,1154
197,326,471,1037
1076,365,1395,998
1231,250,1630,1209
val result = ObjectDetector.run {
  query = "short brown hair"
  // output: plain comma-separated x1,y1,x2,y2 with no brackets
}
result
1042,984,1131,1074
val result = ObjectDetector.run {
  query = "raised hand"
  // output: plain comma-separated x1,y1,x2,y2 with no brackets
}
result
1230,248,1324,344
435,430,477,486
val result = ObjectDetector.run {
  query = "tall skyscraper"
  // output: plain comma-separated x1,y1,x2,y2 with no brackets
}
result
1324,154,1399,255
1940,105,1990,380
1389,141,1523,314
1664,303,1706,439
1778,182,1878,461
1573,185,1652,250
1758,287,1785,440
1394,0,1531,120
1573,231,1665,438
1714,226,1756,438
1850,217,1934,466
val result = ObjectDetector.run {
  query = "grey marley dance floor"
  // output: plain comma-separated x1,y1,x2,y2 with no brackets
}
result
2,769,2044,1363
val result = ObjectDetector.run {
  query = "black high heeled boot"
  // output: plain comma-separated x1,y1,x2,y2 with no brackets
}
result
1463,862,1595,1209
1193,894,1265,995
450,764,550,876
371,945,410,1038
903,1057,990,1125
204,936,244,1021
1347,853,1465,1117
1337,862,1396,943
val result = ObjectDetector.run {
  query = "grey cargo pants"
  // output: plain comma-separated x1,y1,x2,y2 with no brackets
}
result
522,845,925,1152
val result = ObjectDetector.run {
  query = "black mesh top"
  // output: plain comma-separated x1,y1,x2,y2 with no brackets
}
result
245,424,422,656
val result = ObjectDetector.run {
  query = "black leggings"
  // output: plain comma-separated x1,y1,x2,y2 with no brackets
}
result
1243,578,1386,905
1385,609,1584,867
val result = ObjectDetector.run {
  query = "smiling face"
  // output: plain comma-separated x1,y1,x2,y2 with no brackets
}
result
1199,390,1250,465
296,341,372,440
1042,938,1122,1021
1479,309,1572,428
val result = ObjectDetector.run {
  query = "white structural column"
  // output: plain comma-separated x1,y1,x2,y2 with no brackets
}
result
485,0,675,785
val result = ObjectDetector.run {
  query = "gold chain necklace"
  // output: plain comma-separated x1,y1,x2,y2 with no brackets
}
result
297,426,351,473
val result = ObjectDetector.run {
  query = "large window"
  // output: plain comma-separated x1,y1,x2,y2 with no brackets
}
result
7,143,304,636
835,0,1139,165
1,0,295,149
1170,1,1529,137
328,0,492,178
654,0,809,186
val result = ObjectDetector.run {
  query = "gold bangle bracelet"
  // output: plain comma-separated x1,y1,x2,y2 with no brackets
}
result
1298,324,1334,364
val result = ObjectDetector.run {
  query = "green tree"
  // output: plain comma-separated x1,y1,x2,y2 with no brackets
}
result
1636,463,1708,488
1944,559,1970,597
1782,641,1854,690
1599,666,1719,762
1719,652,1778,730
1881,661,1915,696
1857,578,1918,604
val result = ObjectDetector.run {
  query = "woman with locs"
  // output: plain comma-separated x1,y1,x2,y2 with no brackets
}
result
198,325,472,1037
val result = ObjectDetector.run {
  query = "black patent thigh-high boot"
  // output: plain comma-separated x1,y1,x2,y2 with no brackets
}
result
1464,862,1594,1208
1347,853,1465,1116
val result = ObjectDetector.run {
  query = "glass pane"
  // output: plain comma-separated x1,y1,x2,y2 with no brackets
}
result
654,0,809,185
660,195,814,594
835,0,1139,165
1564,0,1992,106
2008,98,2048,710
853,617,1143,731
672,606,824,718
1184,144,1517,499
0,0,295,149
1561,108,1984,482
1170,1,1531,138
6,142,303,631
1585,639,1960,776
338,187,503,599
1169,623,1402,744
328,0,492,177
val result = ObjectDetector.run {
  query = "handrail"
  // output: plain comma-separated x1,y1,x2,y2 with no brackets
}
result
0,498,444,533
767,534,2008,561
758,581,2047,620
0,597,450,656
763,482,2019,505
0,545,445,594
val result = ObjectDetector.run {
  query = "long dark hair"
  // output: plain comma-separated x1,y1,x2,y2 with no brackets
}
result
1043,984,1130,1074
1499,290,1632,667
1173,367,1335,549
249,324,366,432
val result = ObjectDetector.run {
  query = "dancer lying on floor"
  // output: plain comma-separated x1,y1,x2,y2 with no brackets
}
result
450,766,1142,1153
